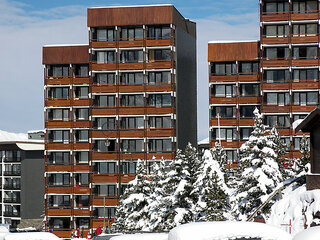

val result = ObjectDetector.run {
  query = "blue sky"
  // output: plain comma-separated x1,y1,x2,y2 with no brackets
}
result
0,0,260,141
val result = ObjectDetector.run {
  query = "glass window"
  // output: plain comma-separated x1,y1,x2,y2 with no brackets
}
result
240,84,259,96
293,0,317,13
48,152,70,164
120,72,144,84
121,162,137,175
264,92,290,105
264,24,289,36
265,115,290,127
148,94,171,106
121,140,144,152
293,24,317,36
47,65,69,78
95,117,116,129
213,106,236,118
148,49,171,62
74,130,89,142
48,173,70,185
120,27,143,40
147,25,171,39
212,62,236,75
95,28,115,41
212,84,236,96
293,114,308,122
293,46,318,59
293,69,318,81
213,128,237,140
120,50,143,62
74,64,89,77
120,94,144,107
264,2,289,14
240,106,257,117
264,70,289,82
74,108,89,120
96,51,115,63
94,73,115,85
48,108,70,121
74,151,89,163
74,87,89,98
264,47,289,60
148,116,171,128
95,95,116,107
94,162,117,175
239,62,259,74
293,92,318,104
48,87,69,100
75,173,89,185
148,71,171,84
121,117,144,129
148,139,172,151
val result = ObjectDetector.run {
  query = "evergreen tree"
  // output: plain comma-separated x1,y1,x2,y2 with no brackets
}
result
233,108,283,220
296,135,311,174
112,159,151,233
193,150,230,221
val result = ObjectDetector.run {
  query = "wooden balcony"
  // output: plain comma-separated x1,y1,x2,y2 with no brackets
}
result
73,208,90,216
262,105,290,113
91,197,118,206
237,74,259,82
92,219,114,229
46,164,72,172
145,84,175,92
261,59,289,67
91,108,117,115
46,186,73,194
45,77,90,85
118,40,144,48
73,185,90,194
146,61,174,69
91,63,117,71
46,143,72,150
146,38,173,47
90,41,117,48
45,99,72,107
292,81,319,90
73,142,91,149
261,36,289,45
262,82,290,90
146,129,175,137
209,74,237,83
92,85,117,94
277,128,291,136
145,106,174,115
73,164,90,172
238,118,254,126
238,96,261,104
291,12,319,21
261,13,289,22
91,152,118,160
47,208,72,216
292,105,317,112
212,140,239,149
147,152,175,160
292,58,319,67
291,35,319,44
118,85,144,93
210,118,237,127
209,96,237,105
118,107,145,115
91,175,134,183
118,62,144,70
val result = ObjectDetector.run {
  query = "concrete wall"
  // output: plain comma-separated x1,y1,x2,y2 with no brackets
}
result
21,151,44,219
175,22,198,150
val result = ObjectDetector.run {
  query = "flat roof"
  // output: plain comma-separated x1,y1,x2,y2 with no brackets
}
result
43,44,88,47
208,40,259,44
88,4,173,9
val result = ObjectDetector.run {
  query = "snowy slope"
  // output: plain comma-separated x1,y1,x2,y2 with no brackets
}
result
0,130,27,142
111,233,168,240
268,183,320,235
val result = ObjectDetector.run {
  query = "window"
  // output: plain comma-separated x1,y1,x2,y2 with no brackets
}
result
264,24,289,37
281,137,291,150
263,70,289,82
94,73,116,85
264,92,290,105
48,108,70,121
94,162,117,175
49,130,70,142
293,69,318,81
1,151,21,162
94,207,116,218
294,137,310,150
121,139,144,151
240,106,257,117
293,46,318,59
213,128,237,140
48,218,70,229
74,130,89,142
293,0,317,13
48,173,70,185
293,24,317,36
264,47,289,60
148,139,172,151
148,116,171,128
212,84,236,97
120,50,143,63
48,87,69,100
212,62,236,75
48,152,70,164
120,94,144,107
4,164,21,175
240,84,259,96
120,72,144,84
75,173,89,185
226,150,237,163
47,65,69,78
148,94,171,106
95,51,115,64
75,195,89,207
121,161,137,175
74,87,89,98
74,108,89,120
121,117,144,129
95,95,116,107
48,195,70,207
265,115,290,127
94,184,117,196
4,178,20,189
94,140,116,152
120,27,143,40
4,191,20,202
94,117,116,129
148,49,171,62
148,71,171,84
239,62,259,74
212,106,236,118
264,1,289,14
74,151,89,163
147,25,171,39
293,114,308,122
147,161,160,173
293,92,318,105
74,64,89,77
240,128,253,139
94,28,115,41
75,218,90,229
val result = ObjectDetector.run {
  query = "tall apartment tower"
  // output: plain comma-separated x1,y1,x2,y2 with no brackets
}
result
209,0,318,163
43,5,197,238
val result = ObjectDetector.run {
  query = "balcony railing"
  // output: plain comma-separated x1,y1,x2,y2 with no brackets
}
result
4,211,20,217
4,184,20,190
4,171,21,176
3,198,20,203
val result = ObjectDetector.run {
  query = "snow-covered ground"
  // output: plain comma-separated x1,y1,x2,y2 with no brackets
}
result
111,233,167,240
0,130,27,142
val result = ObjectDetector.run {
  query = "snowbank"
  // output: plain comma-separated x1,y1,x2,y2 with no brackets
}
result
293,226,320,240
110,233,168,240
0,130,27,142
268,184,320,235
4,232,59,240
168,222,291,240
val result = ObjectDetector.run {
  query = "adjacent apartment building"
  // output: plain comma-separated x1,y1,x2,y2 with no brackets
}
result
209,0,318,163
43,5,197,238
0,132,44,229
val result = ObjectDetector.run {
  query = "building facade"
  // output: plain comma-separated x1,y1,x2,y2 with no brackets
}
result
209,0,318,164
0,137,44,228
43,5,197,238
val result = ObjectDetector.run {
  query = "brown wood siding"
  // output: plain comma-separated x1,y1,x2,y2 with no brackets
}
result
208,42,259,62
43,45,89,65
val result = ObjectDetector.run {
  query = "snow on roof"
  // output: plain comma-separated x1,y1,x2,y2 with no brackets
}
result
0,130,27,142
16,142,44,151
293,119,304,131
43,44,88,47
293,226,320,240
27,130,44,134
89,4,173,9
198,137,209,145
110,233,168,240
208,40,259,44
168,222,292,240
4,232,59,240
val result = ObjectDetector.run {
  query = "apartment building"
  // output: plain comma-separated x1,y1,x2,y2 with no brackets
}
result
209,0,318,162
43,5,197,238
0,133,44,229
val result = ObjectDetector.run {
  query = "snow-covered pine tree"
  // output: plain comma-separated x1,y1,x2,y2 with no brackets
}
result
211,142,228,170
155,143,200,231
296,135,311,174
193,150,230,221
268,127,290,178
112,159,151,233
233,108,283,220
